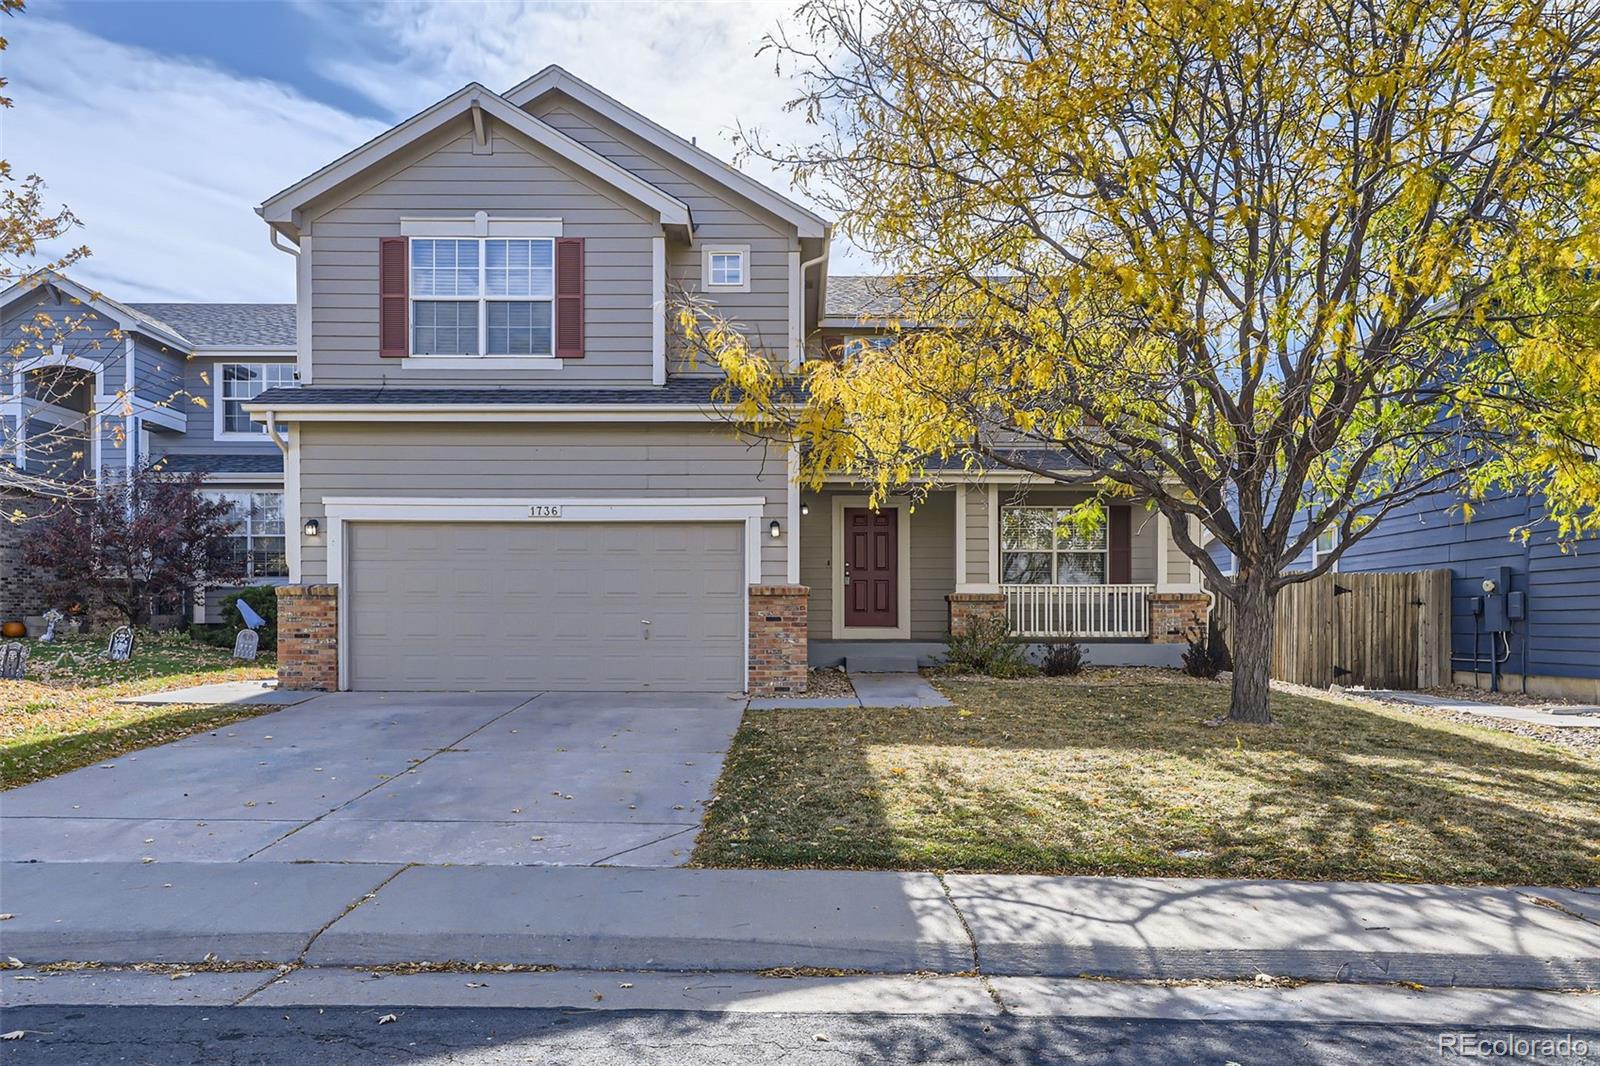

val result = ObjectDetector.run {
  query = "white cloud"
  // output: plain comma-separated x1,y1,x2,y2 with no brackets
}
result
4,18,385,301
4,3,876,304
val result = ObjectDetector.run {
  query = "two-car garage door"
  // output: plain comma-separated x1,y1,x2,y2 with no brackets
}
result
344,521,745,691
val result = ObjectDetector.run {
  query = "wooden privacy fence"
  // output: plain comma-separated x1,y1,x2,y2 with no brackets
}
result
1211,569,1452,690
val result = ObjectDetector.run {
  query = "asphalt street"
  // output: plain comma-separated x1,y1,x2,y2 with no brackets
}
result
2,1007,1596,1065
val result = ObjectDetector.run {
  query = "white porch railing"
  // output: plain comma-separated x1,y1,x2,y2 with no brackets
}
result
1003,583,1154,639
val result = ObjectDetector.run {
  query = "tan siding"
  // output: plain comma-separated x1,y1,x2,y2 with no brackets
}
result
963,484,993,584
527,100,795,375
304,122,661,387
296,421,787,584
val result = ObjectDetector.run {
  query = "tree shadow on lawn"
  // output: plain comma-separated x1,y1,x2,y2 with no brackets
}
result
695,677,1600,886
0,703,274,789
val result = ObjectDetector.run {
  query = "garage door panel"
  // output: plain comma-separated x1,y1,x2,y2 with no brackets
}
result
347,521,744,691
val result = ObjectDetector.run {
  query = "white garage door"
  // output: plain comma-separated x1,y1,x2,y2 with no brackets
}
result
345,521,745,691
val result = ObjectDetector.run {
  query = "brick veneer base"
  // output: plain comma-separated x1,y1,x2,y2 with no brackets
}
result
748,584,808,696
276,584,339,690
1149,592,1211,644
947,591,1007,636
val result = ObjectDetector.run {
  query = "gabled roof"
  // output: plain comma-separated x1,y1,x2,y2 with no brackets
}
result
0,272,192,350
504,66,829,240
128,304,295,349
153,452,285,475
824,275,904,320
257,83,693,241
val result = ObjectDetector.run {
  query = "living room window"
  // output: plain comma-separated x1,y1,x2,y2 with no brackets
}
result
411,237,555,356
209,491,288,579
216,363,295,438
1001,507,1109,584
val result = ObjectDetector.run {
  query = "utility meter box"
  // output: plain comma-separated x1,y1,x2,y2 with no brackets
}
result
1480,566,1514,633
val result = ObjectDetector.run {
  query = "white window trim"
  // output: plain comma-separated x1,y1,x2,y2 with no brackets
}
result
401,214,563,238
407,236,559,360
319,496,768,692
206,488,289,581
701,244,751,294
1000,505,1111,586
214,362,295,441
829,494,913,640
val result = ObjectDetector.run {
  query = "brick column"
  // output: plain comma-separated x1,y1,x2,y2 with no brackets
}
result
948,591,1007,636
275,584,339,690
1149,592,1210,644
748,584,808,695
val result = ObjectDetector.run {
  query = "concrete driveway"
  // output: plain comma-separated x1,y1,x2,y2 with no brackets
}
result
1,691,747,867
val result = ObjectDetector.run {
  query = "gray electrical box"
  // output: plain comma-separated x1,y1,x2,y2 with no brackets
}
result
1480,566,1514,632
1508,590,1526,622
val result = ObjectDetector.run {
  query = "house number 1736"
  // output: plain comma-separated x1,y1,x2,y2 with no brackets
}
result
529,504,563,518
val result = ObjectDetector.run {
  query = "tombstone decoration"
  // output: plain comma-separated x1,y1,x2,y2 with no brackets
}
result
232,629,260,662
107,625,135,662
0,641,27,681
40,607,63,644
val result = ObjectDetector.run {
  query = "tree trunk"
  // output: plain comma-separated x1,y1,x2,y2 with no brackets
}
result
1228,574,1274,724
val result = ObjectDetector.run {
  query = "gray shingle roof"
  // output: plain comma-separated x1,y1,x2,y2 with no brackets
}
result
152,452,284,475
128,303,296,348
925,449,1091,475
823,275,904,320
250,378,726,406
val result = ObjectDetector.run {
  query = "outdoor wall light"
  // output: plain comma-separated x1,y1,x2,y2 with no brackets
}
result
769,520,782,539
304,519,321,537
800,501,810,516
1481,577,1497,594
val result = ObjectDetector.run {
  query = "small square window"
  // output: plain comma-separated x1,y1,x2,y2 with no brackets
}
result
702,245,751,292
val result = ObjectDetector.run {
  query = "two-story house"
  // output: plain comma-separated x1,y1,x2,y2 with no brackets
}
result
1,272,295,624
242,66,1212,695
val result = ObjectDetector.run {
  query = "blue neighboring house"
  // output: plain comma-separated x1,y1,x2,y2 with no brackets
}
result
1210,489,1600,701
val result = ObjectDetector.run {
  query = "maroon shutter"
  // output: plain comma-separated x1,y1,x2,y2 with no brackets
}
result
1108,505,1132,584
379,237,408,358
555,237,584,358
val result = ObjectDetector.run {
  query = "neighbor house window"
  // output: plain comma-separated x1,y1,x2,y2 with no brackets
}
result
701,244,751,292
1313,525,1337,567
210,491,288,579
217,364,295,436
411,237,555,356
1001,507,1108,585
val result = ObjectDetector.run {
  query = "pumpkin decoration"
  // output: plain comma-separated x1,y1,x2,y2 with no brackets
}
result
1,621,25,639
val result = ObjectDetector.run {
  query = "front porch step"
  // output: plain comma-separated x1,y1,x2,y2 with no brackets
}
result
845,651,922,674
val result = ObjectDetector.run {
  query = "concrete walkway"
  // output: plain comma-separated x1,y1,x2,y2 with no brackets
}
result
115,680,314,707
1366,690,1600,728
3,865,1595,991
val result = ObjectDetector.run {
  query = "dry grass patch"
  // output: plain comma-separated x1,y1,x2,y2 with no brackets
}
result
695,673,1600,885
2,632,276,788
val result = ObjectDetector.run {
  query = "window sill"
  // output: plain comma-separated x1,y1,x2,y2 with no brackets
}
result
399,356,564,371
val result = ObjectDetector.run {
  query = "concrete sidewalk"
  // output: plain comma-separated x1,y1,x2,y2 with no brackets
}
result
3,865,1596,990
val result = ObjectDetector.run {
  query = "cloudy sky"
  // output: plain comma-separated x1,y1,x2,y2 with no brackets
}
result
3,0,857,302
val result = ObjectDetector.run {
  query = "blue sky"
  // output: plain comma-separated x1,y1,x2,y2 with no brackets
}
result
5,0,852,302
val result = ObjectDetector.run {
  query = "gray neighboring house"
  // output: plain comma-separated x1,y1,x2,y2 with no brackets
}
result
1,273,295,625
242,65,1212,696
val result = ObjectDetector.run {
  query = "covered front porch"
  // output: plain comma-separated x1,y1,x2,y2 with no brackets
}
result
792,478,1211,658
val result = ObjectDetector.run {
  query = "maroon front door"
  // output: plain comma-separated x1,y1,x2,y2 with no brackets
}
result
844,507,898,628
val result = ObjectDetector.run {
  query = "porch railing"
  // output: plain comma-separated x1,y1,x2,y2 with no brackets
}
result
1002,583,1154,639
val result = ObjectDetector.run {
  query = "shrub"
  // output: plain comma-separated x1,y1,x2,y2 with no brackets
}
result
1181,618,1232,679
190,585,278,653
944,614,1033,677
1040,641,1086,677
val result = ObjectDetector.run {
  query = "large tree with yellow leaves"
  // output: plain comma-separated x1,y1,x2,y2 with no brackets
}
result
686,0,1600,723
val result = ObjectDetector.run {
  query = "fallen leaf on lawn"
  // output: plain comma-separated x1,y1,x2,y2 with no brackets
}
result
377,1013,398,1025
4,959,24,970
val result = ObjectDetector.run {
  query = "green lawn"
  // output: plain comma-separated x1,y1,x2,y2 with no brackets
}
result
694,673,1600,886
1,631,276,788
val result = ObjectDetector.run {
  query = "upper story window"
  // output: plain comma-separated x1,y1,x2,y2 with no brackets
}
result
701,244,751,293
410,237,555,357
217,363,295,438
842,334,896,360
1001,507,1109,585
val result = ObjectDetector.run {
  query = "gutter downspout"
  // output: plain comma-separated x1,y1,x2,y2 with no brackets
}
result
797,230,832,366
